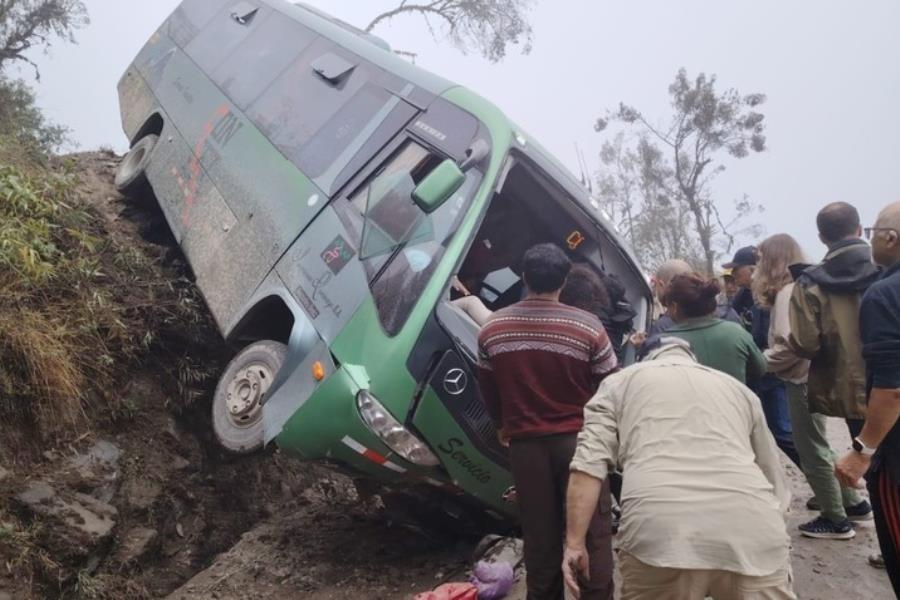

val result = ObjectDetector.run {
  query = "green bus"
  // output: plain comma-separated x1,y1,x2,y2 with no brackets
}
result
117,0,651,521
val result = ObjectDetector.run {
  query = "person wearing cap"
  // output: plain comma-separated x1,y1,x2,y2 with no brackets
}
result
724,246,759,331
724,246,805,471
563,337,794,600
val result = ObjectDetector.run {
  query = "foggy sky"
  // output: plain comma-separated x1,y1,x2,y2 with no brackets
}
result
23,0,897,261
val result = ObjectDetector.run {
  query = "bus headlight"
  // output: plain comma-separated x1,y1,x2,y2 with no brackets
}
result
356,390,440,467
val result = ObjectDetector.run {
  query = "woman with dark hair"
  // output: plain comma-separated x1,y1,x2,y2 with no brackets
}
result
665,273,767,385
560,263,611,314
562,265,639,361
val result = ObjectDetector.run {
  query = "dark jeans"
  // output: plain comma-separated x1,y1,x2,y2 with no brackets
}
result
756,377,803,469
509,433,614,600
868,469,900,597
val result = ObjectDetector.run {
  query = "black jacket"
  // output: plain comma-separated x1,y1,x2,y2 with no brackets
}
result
860,261,900,483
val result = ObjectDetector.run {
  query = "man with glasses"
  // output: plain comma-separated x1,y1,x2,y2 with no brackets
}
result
866,225,900,241
837,202,900,596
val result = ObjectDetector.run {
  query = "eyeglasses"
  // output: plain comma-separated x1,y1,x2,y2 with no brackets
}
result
865,227,898,240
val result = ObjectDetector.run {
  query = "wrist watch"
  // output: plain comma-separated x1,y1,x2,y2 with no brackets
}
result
852,437,877,456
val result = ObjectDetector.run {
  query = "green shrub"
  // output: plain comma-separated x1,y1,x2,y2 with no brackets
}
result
0,159,215,440
0,78,69,159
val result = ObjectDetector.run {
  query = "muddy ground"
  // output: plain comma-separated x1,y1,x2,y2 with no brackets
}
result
169,419,894,600
0,153,894,599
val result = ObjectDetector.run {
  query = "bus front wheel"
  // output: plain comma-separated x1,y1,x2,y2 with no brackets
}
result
212,340,287,455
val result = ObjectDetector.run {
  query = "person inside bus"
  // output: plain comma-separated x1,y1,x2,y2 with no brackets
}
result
451,263,621,322
455,192,536,300
452,263,625,354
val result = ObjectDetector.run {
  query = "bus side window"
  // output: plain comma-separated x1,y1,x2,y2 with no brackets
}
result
210,12,316,110
248,38,371,166
184,3,271,74
168,0,227,48
298,85,418,195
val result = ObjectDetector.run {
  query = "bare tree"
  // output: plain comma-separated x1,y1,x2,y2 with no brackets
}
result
597,133,705,271
366,0,535,63
596,69,766,274
0,0,88,77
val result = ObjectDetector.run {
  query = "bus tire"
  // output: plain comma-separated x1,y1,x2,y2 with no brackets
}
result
212,340,287,455
115,134,158,196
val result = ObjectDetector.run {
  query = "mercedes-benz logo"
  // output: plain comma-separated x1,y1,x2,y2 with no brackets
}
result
443,368,468,396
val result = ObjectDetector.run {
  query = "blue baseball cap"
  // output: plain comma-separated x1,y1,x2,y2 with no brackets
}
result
722,246,758,269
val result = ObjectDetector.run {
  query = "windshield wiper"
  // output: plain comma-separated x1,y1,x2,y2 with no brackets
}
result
368,240,409,287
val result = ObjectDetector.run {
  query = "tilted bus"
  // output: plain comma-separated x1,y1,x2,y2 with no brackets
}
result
116,0,652,523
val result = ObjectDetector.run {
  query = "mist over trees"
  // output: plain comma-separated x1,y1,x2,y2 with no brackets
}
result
0,0,88,155
595,69,767,274
366,0,535,63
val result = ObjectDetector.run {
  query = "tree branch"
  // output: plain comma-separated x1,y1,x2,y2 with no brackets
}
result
366,1,450,33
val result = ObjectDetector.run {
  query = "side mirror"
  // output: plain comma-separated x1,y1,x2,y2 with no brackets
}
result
413,159,465,214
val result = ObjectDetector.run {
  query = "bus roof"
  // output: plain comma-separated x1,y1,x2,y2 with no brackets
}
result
267,0,458,97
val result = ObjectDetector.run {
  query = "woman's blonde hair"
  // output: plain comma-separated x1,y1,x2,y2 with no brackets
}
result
753,234,807,307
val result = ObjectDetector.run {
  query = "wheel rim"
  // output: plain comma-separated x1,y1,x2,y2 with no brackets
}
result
224,362,275,428
122,146,146,178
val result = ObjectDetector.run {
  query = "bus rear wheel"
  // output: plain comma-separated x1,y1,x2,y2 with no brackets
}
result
212,340,287,454
115,134,158,196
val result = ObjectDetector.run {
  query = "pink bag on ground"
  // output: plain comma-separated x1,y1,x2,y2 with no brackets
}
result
413,582,479,600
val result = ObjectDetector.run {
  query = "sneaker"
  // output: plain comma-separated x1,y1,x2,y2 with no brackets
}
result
799,517,856,540
845,500,873,522
806,497,820,511
869,554,885,569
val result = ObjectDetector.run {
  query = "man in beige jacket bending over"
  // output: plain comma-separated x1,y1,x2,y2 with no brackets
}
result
563,337,794,600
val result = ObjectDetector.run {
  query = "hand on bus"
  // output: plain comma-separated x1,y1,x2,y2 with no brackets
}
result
630,331,648,348
451,275,472,297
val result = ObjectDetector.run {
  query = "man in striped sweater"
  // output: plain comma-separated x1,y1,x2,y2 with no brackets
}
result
477,243,618,600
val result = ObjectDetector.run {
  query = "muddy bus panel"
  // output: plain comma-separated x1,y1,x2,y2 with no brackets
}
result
117,0,652,520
